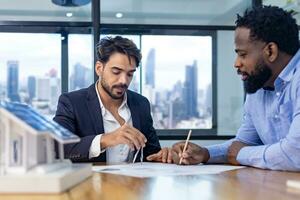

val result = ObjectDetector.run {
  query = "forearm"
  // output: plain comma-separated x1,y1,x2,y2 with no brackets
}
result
206,139,236,163
237,141,300,171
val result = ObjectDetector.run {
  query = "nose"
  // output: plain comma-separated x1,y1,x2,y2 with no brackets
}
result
119,73,128,85
234,57,242,69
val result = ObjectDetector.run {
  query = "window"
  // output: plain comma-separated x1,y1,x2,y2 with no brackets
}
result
141,35,213,130
0,33,61,118
68,34,93,91
98,32,216,134
0,0,256,138
217,31,244,135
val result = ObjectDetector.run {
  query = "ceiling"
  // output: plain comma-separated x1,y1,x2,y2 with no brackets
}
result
0,0,252,26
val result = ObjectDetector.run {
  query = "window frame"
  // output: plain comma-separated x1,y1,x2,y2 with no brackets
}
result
0,21,247,139
0,21,92,94
101,24,218,138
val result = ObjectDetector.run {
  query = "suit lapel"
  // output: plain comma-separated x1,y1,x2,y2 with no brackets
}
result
127,91,141,131
86,84,105,134
127,91,142,159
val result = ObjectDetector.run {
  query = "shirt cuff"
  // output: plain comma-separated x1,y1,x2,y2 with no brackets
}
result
89,134,106,159
206,144,226,163
236,145,267,167
205,139,235,163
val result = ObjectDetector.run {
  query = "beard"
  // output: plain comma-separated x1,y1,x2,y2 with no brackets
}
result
100,78,128,99
239,61,272,94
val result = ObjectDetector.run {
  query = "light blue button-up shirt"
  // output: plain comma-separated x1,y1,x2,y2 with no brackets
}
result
207,49,300,171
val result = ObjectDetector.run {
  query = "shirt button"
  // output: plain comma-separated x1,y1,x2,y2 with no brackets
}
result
276,92,280,96
274,114,279,119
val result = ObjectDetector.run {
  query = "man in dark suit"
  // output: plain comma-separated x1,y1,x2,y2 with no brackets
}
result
54,36,172,163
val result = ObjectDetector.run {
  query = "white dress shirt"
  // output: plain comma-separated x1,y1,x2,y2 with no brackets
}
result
89,82,134,164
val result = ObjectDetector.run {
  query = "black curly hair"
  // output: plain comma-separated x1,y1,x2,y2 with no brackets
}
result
236,5,299,56
96,36,142,67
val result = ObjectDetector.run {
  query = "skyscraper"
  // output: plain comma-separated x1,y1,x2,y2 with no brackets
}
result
49,77,61,112
145,48,155,88
36,78,50,101
27,76,36,102
7,60,20,102
184,60,198,118
70,63,88,91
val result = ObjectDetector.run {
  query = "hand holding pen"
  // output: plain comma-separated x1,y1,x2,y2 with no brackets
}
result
101,123,147,151
179,130,192,164
172,130,210,165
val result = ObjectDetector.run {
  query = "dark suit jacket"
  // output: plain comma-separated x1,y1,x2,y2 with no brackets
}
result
53,84,161,162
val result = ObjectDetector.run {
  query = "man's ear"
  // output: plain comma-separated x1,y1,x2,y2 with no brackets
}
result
264,42,278,62
95,61,104,76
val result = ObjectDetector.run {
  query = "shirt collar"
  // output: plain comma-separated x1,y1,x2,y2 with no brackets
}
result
274,49,300,88
95,81,128,116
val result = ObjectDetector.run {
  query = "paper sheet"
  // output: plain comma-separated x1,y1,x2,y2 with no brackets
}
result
92,162,245,178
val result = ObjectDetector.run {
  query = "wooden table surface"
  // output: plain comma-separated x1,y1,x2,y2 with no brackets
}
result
1,167,300,200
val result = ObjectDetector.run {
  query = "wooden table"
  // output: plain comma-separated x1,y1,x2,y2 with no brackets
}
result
1,167,300,200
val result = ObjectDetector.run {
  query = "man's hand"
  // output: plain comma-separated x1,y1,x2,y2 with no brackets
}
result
172,142,210,165
227,141,248,165
146,147,173,163
101,123,147,150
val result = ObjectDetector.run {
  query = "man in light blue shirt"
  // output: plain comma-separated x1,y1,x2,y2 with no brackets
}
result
172,6,300,171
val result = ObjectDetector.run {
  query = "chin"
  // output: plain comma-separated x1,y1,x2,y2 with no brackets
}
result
112,94,124,99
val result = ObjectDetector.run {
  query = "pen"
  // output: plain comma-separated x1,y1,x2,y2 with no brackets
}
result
179,129,192,165
140,147,143,165
132,148,140,164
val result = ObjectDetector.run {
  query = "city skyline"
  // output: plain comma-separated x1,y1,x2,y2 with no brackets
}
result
141,35,212,91
143,56,212,129
1,57,212,128
0,33,213,128
0,34,212,90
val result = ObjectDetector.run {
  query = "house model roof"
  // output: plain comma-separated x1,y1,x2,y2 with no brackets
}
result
0,101,80,144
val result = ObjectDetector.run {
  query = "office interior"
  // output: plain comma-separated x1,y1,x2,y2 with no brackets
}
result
0,0,295,147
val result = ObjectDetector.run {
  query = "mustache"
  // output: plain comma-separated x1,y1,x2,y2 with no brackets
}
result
237,69,249,76
112,84,128,89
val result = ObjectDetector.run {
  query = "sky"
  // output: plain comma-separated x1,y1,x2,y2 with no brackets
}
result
0,33,61,86
0,33,212,92
141,35,212,90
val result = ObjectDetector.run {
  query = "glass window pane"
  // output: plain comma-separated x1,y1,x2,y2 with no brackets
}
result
68,34,93,91
101,0,252,25
0,33,61,117
141,35,212,129
100,34,141,93
0,0,91,22
217,31,244,135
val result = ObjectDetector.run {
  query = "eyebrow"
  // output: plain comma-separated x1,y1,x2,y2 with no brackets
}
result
112,66,136,73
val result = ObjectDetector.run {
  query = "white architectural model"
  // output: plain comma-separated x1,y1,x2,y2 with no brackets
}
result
0,101,92,193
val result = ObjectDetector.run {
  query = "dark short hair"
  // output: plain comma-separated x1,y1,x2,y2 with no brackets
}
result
236,6,299,56
96,36,142,67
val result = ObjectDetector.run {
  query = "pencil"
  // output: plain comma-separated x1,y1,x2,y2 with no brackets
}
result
179,129,192,165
